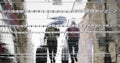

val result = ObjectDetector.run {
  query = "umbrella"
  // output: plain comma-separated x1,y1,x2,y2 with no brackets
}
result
49,16,67,25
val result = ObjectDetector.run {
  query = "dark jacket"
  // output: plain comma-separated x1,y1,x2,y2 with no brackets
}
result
66,27,80,40
45,27,60,40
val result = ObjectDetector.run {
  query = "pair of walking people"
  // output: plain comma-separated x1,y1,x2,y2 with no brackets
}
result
36,21,80,63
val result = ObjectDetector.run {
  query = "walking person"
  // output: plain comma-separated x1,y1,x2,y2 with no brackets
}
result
66,21,80,63
44,26,60,63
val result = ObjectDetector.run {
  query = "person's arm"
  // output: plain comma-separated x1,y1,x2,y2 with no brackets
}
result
44,28,48,42
66,28,69,40
45,28,48,37
55,28,60,37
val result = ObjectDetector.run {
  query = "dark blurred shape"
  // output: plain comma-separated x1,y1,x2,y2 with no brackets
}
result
66,22,79,63
104,43,112,63
53,0,62,5
44,27,60,63
62,47,69,63
0,43,14,63
36,47,47,63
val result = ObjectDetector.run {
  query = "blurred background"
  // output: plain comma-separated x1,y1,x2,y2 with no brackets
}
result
0,0,120,63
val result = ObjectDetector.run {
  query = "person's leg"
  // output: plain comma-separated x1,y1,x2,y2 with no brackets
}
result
52,48,56,63
48,47,53,63
68,40,74,63
47,40,53,63
52,40,57,63
69,46,74,63
74,43,78,62
73,40,79,62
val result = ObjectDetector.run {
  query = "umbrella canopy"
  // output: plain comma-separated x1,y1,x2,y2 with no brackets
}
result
49,16,67,25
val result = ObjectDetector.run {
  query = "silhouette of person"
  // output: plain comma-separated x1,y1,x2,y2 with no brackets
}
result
66,21,80,63
44,26,60,63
